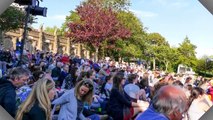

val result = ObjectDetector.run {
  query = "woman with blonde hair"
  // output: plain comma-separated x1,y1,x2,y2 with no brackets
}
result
52,79,94,120
16,77,56,120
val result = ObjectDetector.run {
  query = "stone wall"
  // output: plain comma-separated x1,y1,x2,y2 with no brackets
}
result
2,26,90,59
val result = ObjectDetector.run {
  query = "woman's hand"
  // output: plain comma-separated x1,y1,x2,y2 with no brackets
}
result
137,100,149,111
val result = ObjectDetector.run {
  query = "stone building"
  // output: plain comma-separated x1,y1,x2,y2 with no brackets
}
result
1,25,91,59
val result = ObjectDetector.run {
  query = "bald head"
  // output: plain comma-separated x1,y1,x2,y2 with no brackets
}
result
152,85,188,120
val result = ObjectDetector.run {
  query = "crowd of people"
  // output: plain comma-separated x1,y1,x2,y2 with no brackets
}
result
0,49,213,120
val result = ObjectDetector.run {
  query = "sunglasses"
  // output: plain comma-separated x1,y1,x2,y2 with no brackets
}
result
82,81,93,90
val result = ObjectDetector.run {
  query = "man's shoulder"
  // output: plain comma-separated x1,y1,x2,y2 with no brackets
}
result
0,78,15,92
136,107,169,120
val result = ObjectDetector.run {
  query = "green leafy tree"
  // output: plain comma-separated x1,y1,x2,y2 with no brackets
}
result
196,56,213,73
0,6,25,32
154,46,179,71
177,36,197,68
145,33,168,70
44,26,58,34
102,10,147,61
115,11,146,58
61,11,81,35
196,56,207,72
86,0,130,11
44,26,63,35
146,33,168,46
0,6,25,43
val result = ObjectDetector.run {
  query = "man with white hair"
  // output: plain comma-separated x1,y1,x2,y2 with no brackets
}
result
0,67,30,118
136,85,188,120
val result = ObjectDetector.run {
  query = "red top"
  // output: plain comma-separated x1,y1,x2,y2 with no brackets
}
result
61,56,69,64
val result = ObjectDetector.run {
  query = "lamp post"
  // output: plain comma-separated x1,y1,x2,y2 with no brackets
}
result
14,0,47,66
18,4,30,66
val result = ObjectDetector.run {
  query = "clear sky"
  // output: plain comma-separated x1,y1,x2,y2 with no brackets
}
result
33,0,213,58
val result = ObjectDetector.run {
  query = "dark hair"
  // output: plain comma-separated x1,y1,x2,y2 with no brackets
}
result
128,74,137,83
188,87,204,107
113,72,124,92
187,84,193,91
152,85,188,119
10,67,30,81
105,74,112,82
87,70,94,78
76,71,88,82
153,82,169,96
69,66,78,85
172,80,184,87
32,70,45,82
138,73,149,89
185,77,192,84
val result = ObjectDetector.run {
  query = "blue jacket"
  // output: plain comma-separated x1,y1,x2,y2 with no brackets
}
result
58,71,69,87
136,105,169,120
0,77,16,118
52,88,86,120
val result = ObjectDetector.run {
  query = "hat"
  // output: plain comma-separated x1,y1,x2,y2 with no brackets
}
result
124,84,140,99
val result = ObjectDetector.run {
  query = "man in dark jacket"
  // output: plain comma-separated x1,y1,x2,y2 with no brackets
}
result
0,67,30,118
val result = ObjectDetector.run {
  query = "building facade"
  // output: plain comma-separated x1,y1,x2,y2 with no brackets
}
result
2,25,91,59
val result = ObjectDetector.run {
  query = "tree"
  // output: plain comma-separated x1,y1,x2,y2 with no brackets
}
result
195,56,213,76
44,26,58,34
61,11,81,35
114,11,146,59
44,26,63,35
177,36,197,68
98,10,147,60
66,1,131,61
146,33,168,46
0,6,25,43
154,46,179,71
86,0,130,11
145,33,168,70
0,6,25,32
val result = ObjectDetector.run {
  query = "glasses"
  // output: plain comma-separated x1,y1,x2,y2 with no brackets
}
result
82,81,93,90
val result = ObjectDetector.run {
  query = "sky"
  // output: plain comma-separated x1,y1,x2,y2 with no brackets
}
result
33,0,213,58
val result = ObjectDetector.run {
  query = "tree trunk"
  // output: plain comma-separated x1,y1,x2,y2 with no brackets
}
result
102,47,105,59
153,58,156,70
165,61,169,72
95,47,99,62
